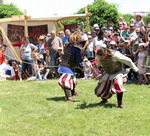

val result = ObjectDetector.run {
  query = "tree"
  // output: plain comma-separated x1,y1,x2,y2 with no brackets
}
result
122,14,134,26
143,14,150,25
62,0,119,31
0,4,23,18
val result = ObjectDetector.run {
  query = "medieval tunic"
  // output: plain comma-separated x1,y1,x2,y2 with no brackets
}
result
95,50,138,99
58,43,81,90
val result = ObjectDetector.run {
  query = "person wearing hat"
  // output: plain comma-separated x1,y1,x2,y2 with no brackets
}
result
82,57,92,79
91,60,102,79
46,34,51,42
37,54,50,81
101,26,107,38
109,40,116,47
94,47,138,108
120,26,130,43
135,14,144,28
93,24,99,30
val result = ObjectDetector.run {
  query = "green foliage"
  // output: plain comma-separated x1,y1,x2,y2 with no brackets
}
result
0,79,150,136
121,13,150,26
122,14,135,26
143,14,150,25
77,0,119,30
0,4,23,18
62,0,119,31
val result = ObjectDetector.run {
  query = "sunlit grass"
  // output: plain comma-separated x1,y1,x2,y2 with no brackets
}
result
0,79,150,136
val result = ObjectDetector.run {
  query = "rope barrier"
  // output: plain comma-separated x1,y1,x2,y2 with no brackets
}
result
4,53,59,68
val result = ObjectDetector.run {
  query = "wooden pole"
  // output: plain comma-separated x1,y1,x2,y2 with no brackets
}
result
55,21,59,36
24,9,28,37
0,26,22,63
57,21,64,31
85,7,90,32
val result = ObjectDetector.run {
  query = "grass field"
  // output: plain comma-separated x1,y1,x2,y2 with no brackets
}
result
0,79,150,136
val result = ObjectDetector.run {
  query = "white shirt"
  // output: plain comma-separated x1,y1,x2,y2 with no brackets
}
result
0,63,15,76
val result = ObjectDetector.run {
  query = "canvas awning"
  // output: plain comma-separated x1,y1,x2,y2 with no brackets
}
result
0,13,91,23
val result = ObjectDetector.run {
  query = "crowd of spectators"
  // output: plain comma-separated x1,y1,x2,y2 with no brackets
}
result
0,15,150,84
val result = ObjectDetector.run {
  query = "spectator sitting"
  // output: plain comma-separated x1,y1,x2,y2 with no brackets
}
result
91,60,102,79
11,60,21,80
56,47,63,65
82,58,92,79
37,54,50,81
0,58,15,80
32,52,40,78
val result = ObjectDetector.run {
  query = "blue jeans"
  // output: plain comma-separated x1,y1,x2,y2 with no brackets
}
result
21,60,33,76
50,54,57,66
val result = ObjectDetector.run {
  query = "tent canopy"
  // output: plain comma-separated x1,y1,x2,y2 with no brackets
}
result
0,13,91,23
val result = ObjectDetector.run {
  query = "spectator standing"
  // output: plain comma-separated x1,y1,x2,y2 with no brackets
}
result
83,35,94,60
118,17,127,27
62,29,71,47
47,30,63,78
137,43,147,84
93,30,106,54
58,31,65,40
19,37,38,79
0,35,7,65
128,23,138,61
36,35,48,61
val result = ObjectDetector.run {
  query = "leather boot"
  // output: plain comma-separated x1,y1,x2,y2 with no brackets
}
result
117,101,124,108
99,99,108,104
67,97,80,102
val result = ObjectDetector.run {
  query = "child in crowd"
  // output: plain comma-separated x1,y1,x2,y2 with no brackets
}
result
90,60,102,79
82,56,92,79
56,47,63,65
11,60,21,80
136,43,147,84
135,15,144,28
37,54,50,81
32,52,40,78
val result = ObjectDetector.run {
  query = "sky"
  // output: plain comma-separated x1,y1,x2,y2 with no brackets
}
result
8,0,150,18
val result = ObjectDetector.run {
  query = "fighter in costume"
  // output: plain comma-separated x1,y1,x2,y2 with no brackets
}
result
95,47,139,108
58,31,82,102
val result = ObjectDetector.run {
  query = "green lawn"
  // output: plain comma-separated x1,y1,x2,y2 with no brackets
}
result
0,79,150,136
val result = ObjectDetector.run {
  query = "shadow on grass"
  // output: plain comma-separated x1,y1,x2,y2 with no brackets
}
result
46,96,66,102
76,102,116,109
